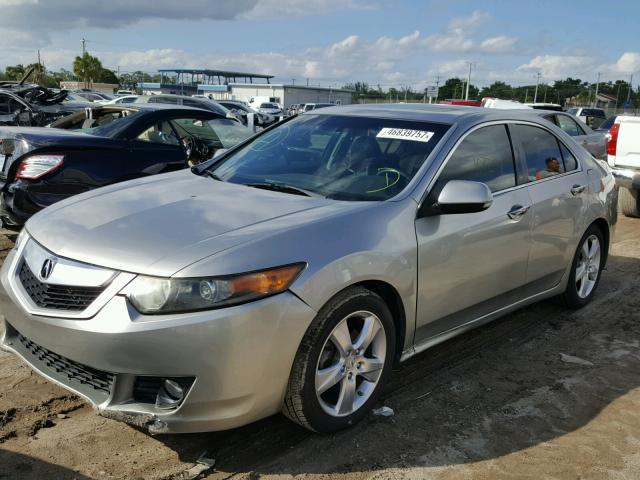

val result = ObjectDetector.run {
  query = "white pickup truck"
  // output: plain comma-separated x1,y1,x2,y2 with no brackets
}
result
608,115,640,217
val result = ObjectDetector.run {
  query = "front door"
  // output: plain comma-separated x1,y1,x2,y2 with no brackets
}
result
414,124,532,343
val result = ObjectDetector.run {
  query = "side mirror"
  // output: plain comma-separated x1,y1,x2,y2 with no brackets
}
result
428,180,493,216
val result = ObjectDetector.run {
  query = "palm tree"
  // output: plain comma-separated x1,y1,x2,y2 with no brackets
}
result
73,53,103,88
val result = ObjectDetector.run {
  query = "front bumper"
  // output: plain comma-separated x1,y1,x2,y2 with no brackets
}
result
0,246,317,433
611,167,640,191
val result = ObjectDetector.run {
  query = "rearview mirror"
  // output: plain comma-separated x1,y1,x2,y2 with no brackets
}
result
434,180,493,215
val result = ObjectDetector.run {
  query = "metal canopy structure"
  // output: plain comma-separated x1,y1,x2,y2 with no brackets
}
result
158,68,273,85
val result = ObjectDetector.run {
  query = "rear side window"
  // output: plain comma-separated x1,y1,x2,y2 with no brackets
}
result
560,143,578,172
437,124,516,193
510,124,564,181
556,115,585,136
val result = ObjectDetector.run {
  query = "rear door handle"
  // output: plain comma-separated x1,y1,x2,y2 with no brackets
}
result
507,204,531,220
571,184,586,195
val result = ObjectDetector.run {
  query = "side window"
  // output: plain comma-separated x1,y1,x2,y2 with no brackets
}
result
556,115,585,136
510,124,564,182
0,94,12,114
437,124,516,193
560,143,578,172
136,122,180,146
183,99,203,108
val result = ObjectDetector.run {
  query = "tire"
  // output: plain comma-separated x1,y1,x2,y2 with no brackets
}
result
560,225,605,309
619,187,640,218
283,286,396,433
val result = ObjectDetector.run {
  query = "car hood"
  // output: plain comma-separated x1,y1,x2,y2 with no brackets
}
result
25,171,335,276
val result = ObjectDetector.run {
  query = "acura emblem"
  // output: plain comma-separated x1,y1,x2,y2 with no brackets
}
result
40,258,56,280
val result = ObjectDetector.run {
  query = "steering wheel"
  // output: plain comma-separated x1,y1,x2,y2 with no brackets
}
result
182,136,195,158
367,167,411,193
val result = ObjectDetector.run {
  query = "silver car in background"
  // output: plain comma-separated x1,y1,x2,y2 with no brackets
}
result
0,105,617,434
533,110,607,159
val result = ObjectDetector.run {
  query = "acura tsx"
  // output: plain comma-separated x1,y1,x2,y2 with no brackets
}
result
0,104,617,434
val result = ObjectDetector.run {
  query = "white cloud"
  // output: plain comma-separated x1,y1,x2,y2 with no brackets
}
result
610,52,640,74
424,11,517,54
517,55,599,79
449,10,491,30
480,36,518,54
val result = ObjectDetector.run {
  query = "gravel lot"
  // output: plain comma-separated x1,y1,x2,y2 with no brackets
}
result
1,215,639,480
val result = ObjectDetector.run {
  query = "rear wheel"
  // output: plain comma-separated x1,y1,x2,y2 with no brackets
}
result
283,287,395,433
560,225,605,309
619,187,640,218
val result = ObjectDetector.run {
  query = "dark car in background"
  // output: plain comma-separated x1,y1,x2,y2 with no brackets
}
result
0,104,253,228
0,84,87,127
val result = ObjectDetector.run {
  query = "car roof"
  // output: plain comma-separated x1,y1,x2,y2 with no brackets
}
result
85,103,216,113
308,103,558,125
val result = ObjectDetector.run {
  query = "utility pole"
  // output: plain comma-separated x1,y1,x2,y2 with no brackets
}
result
306,77,309,87
533,72,541,103
593,72,601,108
465,62,473,100
81,37,87,56
435,75,441,101
291,78,296,86
525,88,529,103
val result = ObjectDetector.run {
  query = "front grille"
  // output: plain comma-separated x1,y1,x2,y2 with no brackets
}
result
17,332,114,396
18,261,105,311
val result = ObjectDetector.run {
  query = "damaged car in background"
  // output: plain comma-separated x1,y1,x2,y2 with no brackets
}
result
0,65,88,127
0,104,253,228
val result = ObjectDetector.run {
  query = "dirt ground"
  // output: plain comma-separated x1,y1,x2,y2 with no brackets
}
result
1,215,639,480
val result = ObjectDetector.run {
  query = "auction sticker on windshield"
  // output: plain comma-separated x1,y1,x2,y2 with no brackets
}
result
377,128,434,142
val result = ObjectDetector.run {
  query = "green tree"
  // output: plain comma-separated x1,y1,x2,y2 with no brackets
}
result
439,78,479,100
98,68,118,84
479,81,513,100
73,53,103,88
4,64,26,80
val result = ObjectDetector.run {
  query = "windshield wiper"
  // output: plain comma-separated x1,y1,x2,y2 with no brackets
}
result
194,167,222,181
243,182,323,198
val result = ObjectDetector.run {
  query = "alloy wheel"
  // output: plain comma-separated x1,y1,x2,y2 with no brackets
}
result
315,310,386,417
575,234,601,299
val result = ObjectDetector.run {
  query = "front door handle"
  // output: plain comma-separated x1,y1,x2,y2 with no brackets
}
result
571,184,586,195
507,204,531,220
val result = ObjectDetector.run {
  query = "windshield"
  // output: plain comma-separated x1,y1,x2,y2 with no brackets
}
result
260,103,278,109
174,117,253,148
85,111,145,137
209,114,450,201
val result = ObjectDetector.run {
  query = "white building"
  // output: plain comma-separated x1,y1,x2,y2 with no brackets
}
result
200,83,353,108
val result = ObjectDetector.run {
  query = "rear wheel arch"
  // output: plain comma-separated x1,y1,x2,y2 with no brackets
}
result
590,217,610,263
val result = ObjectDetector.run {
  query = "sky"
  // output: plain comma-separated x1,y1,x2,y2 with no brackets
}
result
1,0,639,90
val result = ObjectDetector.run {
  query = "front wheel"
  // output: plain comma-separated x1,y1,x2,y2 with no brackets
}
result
283,287,395,433
560,225,605,309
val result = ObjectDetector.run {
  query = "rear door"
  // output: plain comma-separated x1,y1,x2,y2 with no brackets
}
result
509,123,588,289
414,123,533,342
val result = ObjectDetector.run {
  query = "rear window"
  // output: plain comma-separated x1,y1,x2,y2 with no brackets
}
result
510,124,565,182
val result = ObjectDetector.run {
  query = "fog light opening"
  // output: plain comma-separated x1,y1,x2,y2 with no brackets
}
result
155,379,185,410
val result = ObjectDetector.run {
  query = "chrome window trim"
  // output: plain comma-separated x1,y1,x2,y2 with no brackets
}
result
7,233,135,319
418,119,584,208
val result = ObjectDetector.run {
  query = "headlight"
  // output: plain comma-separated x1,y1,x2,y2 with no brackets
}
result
123,263,305,314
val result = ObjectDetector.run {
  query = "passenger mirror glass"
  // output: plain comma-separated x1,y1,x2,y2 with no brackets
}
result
434,180,493,215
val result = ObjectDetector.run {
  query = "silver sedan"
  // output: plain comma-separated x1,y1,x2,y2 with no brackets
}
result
0,104,617,434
